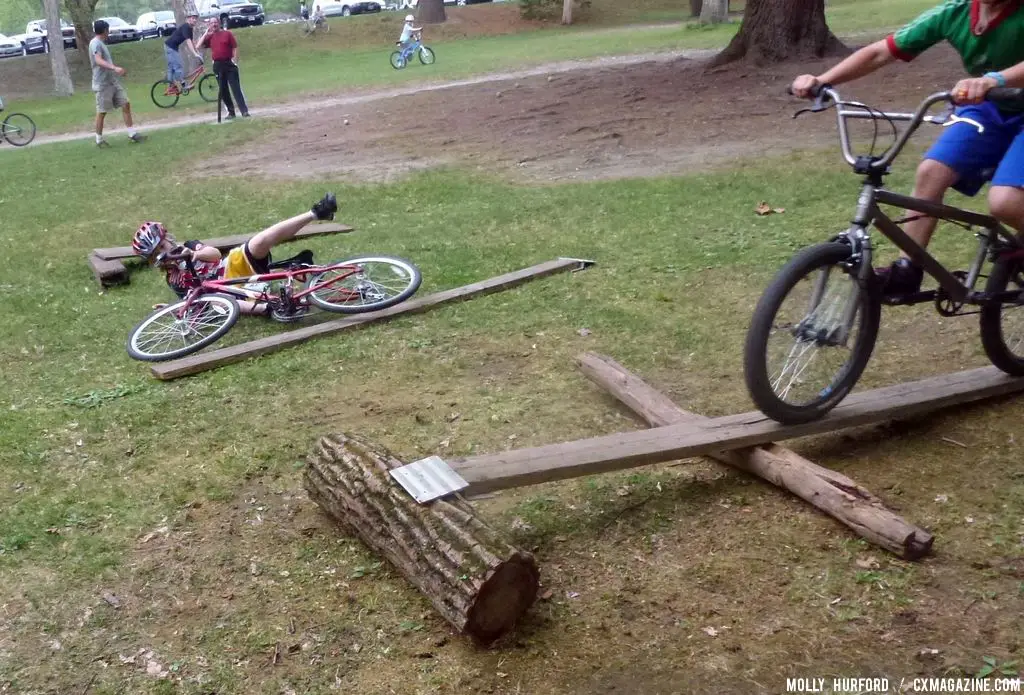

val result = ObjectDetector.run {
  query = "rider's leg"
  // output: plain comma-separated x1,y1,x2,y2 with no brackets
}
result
987,129,1024,233
244,193,337,263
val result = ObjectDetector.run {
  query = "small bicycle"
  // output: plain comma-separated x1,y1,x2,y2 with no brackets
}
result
151,61,218,109
126,247,422,361
390,37,434,70
0,96,36,147
302,13,329,34
743,85,1024,425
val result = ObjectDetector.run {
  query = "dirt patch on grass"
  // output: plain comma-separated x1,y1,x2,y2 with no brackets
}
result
212,42,968,183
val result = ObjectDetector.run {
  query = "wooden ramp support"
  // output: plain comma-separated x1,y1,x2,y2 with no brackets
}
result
89,222,354,288
151,257,596,381
575,353,934,559
305,433,539,644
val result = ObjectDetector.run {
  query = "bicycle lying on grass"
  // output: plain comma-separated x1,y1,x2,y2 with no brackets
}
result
0,96,36,146
150,61,218,109
390,37,434,70
743,85,1024,425
126,247,422,361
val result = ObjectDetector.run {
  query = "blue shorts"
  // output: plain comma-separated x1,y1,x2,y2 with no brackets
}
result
923,101,1024,196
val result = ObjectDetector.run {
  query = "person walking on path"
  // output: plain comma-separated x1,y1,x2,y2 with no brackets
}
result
197,14,249,119
89,19,145,147
164,12,202,94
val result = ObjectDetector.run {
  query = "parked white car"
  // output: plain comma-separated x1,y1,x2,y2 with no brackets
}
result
136,11,177,39
97,17,139,43
0,33,23,58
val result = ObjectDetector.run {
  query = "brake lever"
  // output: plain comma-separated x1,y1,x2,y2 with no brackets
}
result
943,113,985,134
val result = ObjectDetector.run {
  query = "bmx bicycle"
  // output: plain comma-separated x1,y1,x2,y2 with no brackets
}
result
0,96,36,146
126,247,422,361
743,84,1024,425
151,61,218,108
390,36,434,70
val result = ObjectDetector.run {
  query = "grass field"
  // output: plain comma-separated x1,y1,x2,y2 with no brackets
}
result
1,0,940,135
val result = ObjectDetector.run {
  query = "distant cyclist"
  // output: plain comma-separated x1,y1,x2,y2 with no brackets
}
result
164,12,202,94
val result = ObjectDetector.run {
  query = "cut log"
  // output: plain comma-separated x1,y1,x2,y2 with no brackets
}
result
304,433,540,644
88,253,129,288
574,353,934,560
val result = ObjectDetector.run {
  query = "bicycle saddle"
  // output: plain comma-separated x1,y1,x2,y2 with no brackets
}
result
267,249,315,270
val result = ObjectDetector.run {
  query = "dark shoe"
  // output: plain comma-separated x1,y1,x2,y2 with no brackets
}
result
241,112,251,118
311,192,337,221
128,133,147,143
875,258,923,298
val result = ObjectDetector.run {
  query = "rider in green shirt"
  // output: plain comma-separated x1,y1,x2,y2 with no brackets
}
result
791,0,1024,298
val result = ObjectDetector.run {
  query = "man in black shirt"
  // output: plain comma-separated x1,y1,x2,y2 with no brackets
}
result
164,12,202,94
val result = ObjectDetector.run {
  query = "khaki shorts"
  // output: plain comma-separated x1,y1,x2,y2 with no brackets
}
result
95,83,128,113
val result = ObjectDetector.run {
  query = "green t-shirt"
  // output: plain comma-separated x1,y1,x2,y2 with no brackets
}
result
887,0,1024,76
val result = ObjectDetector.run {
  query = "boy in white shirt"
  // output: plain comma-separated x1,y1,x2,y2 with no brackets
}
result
397,14,421,49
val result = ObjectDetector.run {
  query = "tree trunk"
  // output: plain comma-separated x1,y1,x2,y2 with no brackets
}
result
689,0,702,16
45,0,74,95
561,0,572,25
709,0,846,67
64,0,99,55
416,0,446,24
304,433,540,644
575,353,934,560
699,0,727,23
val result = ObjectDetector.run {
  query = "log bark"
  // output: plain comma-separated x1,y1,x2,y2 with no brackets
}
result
575,353,934,560
304,433,539,643
709,0,847,68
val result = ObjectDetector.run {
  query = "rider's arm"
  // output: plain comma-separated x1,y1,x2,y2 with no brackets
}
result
183,241,222,263
995,61,1024,89
815,40,896,87
185,37,201,58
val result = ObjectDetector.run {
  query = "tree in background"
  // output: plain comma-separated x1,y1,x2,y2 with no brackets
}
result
710,0,846,66
699,0,727,24
64,0,101,54
44,0,73,95
416,0,445,24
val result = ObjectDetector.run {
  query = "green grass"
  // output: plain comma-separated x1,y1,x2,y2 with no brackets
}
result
4,0,939,135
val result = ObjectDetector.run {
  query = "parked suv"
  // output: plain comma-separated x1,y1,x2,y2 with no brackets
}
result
21,19,76,54
136,11,177,39
198,0,266,28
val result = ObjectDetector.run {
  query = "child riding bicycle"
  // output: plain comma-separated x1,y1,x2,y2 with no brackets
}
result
132,192,338,315
396,14,421,51
790,0,1024,300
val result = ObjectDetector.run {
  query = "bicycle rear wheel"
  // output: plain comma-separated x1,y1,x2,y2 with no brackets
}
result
743,241,881,424
126,294,239,361
1,112,36,146
418,46,435,65
198,73,219,103
151,80,180,108
307,256,422,314
980,256,1024,375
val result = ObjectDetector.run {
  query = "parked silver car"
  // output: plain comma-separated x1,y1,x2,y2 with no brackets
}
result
0,33,23,59
97,17,139,44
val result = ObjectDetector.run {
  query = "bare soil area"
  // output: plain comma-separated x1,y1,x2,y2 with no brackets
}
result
213,43,969,183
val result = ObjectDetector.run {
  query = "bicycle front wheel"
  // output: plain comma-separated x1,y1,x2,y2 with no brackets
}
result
743,242,881,424
307,256,422,314
2,112,36,146
980,256,1024,375
198,73,219,103
418,46,435,65
151,80,180,108
126,294,239,362
390,51,406,70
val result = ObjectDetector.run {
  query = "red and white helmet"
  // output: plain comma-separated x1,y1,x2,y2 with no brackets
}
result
133,221,168,260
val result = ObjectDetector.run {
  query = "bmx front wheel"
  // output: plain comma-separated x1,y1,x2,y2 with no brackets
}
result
980,256,1024,376
307,256,422,314
743,241,881,425
418,46,435,65
126,294,239,361
151,80,180,108
390,51,406,70
198,73,219,103
1,112,36,146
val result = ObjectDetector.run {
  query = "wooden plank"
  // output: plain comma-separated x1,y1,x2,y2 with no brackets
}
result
150,258,594,381
451,366,1024,495
94,223,355,260
575,352,934,560
88,253,129,288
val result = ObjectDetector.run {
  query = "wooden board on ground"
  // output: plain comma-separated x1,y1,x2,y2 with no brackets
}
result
575,352,934,560
93,222,355,260
448,366,1024,496
150,257,595,381
89,253,130,288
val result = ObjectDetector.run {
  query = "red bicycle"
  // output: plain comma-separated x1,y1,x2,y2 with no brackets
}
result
126,247,422,362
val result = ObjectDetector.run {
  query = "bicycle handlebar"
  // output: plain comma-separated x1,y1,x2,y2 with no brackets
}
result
793,84,1024,171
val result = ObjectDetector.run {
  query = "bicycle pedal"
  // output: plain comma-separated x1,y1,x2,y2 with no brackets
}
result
881,289,936,306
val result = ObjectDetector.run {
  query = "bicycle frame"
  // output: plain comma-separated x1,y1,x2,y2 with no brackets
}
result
812,86,1024,326
400,39,421,59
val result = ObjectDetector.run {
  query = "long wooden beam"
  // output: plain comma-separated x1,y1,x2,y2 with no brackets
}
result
450,366,1024,495
94,222,354,260
575,352,934,560
150,258,594,381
